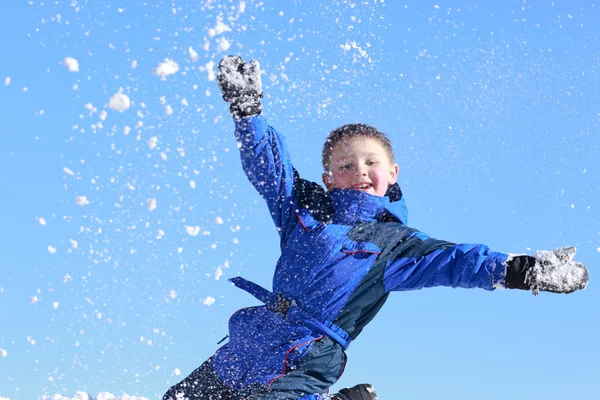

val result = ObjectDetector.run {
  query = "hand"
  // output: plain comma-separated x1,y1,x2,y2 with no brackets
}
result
217,55,263,119
505,247,588,295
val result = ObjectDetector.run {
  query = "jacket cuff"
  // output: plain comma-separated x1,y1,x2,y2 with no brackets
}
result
234,114,268,146
488,252,510,289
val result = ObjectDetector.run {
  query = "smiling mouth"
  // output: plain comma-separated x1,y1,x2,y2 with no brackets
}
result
353,183,372,190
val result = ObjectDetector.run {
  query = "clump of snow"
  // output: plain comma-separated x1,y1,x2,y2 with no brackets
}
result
185,225,200,236
214,217,224,225
164,105,173,115
208,16,231,37
530,246,589,295
169,290,177,299
47,246,57,254
38,217,47,226
203,60,216,81
123,126,131,135
202,296,215,306
0,348,7,357
189,46,199,62
4,77,10,86
215,266,223,280
217,37,231,51
63,57,80,72
148,136,158,150
147,198,157,211
152,59,179,79
75,196,89,206
109,91,131,112
63,167,74,176
173,368,181,376
70,239,78,248
30,295,39,304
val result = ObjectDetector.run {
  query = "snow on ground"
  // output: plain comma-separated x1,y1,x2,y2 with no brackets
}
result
36,392,148,400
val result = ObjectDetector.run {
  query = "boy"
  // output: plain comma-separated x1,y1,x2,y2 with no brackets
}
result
163,56,588,400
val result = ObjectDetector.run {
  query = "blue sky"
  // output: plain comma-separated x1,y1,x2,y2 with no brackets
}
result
1,1,599,399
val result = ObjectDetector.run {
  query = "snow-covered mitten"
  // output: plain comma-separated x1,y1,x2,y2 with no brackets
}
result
331,384,379,400
505,246,588,295
217,55,263,119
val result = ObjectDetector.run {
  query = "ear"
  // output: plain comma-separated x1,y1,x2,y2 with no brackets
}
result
322,172,333,191
388,164,399,185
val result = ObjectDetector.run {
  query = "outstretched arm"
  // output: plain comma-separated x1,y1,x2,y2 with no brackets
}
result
382,228,588,295
217,56,298,247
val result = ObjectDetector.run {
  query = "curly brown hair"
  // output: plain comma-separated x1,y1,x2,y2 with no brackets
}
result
321,124,395,171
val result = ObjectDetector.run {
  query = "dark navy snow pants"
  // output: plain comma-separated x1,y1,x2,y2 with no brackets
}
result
163,337,346,400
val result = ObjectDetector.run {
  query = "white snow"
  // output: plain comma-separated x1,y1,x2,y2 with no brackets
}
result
152,59,179,79
30,295,39,304
63,57,79,72
217,37,231,51
208,16,231,37
0,348,7,357
63,167,74,176
204,60,216,81
4,77,10,86
169,290,177,299
185,225,200,236
109,91,131,112
214,217,224,225
164,105,173,115
147,198,157,211
75,196,89,206
189,46,199,62
37,392,148,400
47,246,57,254
148,136,158,150
38,217,47,226
202,296,215,306
123,126,131,135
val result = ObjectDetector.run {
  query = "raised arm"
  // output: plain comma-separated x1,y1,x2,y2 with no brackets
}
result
381,227,588,295
217,56,298,247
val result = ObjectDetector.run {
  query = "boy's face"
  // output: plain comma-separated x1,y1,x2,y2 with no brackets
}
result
322,137,399,197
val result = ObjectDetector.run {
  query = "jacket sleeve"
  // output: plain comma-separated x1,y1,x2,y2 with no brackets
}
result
234,115,298,248
382,228,509,292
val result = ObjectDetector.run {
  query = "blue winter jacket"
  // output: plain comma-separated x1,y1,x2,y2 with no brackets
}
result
212,115,509,391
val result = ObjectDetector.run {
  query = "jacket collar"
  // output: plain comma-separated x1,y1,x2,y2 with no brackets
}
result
329,184,408,225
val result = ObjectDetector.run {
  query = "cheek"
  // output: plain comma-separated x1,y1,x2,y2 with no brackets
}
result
333,171,352,184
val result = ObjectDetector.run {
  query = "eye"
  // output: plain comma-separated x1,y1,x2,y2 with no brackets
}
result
339,163,352,171
366,160,379,166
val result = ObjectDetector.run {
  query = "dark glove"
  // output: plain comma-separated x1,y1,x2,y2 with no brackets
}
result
505,247,588,295
217,55,263,119
331,384,379,400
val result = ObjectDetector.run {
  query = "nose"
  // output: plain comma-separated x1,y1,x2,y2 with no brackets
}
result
356,164,368,176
